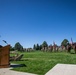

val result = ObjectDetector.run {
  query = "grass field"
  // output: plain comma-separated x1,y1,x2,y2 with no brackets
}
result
11,51,76,75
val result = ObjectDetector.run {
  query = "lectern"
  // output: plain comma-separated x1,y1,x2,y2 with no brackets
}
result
0,45,10,68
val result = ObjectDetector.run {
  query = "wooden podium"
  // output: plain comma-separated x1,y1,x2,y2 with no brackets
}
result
0,45,10,68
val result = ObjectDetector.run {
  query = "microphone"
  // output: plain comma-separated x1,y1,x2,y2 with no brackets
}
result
3,40,8,45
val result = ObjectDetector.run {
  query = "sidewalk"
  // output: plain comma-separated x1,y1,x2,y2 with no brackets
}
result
0,68,36,75
0,63,36,75
45,64,76,75
1,64,76,75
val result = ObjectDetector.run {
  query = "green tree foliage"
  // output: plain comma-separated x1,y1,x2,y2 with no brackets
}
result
42,41,48,47
14,42,23,51
36,44,40,50
61,39,69,47
33,44,40,50
33,44,36,50
39,44,42,50
9,46,15,51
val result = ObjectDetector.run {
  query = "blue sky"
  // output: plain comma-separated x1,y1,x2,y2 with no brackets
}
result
0,0,76,48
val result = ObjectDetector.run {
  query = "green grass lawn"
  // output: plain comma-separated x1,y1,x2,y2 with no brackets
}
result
10,51,76,75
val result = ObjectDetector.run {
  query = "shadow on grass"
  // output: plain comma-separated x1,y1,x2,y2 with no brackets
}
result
10,64,27,68
70,53,76,54
10,59,29,61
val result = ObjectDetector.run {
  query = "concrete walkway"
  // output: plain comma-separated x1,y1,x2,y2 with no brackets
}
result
1,64,76,75
45,64,76,75
0,68,36,75
0,63,36,75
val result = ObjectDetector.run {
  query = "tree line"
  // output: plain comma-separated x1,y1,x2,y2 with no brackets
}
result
10,39,69,51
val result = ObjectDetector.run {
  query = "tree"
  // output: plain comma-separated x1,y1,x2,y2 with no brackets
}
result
39,44,42,50
33,44,36,50
36,43,40,50
14,42,23,51
61,39,69,47
33,44,40,50
42,41,48,48
10,46,15,51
